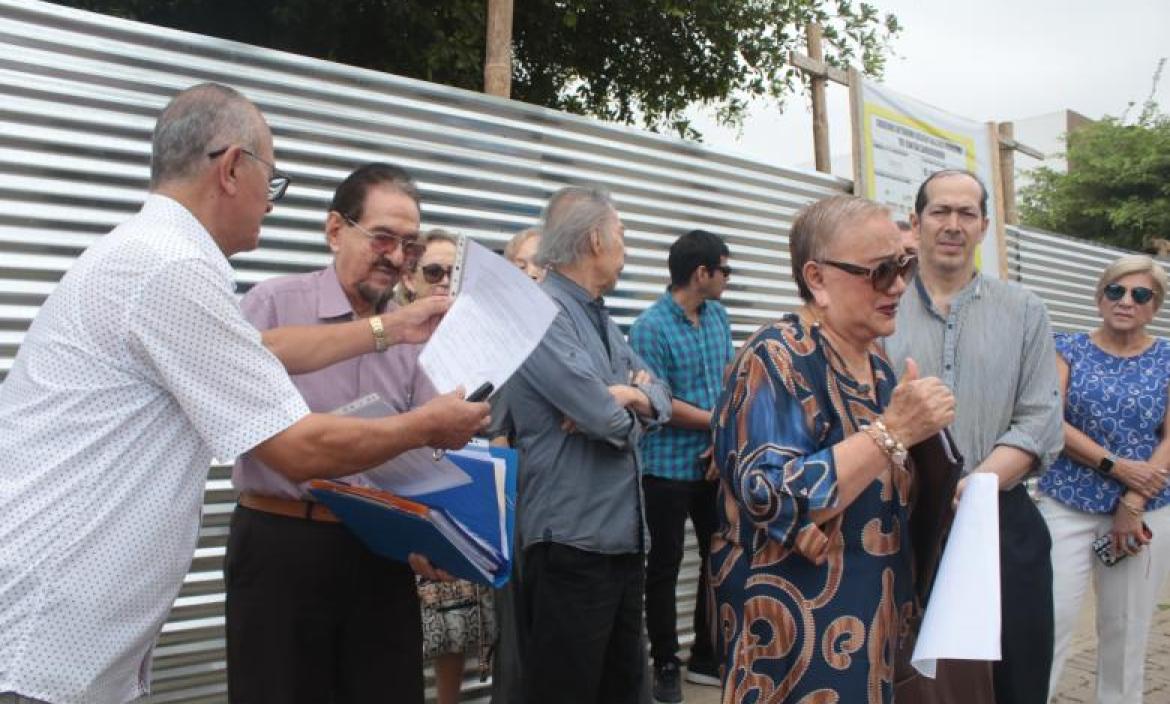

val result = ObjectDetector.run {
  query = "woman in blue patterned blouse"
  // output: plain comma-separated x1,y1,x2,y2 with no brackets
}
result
1038,254,1170,704
709,195,955,703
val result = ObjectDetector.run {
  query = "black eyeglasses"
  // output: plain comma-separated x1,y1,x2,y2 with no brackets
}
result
707,264,732,277
207,146,291,201
420,264,454,284
821,254,918,291
341,215,426,262
1103,282,1155,305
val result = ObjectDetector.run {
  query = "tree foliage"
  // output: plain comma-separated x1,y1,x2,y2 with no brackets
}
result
1020,103,1170,251
54,0,899,139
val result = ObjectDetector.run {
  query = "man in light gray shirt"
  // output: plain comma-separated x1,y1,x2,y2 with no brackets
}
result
507,186,671,704
886,169,1063,704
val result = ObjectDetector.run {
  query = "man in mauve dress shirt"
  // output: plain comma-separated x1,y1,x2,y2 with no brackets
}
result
0,85,488,704
227,163,448,702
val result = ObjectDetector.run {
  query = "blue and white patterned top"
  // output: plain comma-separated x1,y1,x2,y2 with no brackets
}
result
1040,331,1170,513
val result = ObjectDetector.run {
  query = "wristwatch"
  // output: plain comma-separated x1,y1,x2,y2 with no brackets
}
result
1097,454,1116,475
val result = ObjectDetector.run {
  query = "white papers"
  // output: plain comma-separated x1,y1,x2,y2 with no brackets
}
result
331,394,471,496
911,472,1001,677
419,239,558,395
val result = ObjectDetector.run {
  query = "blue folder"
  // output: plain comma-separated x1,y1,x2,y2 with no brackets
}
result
309,444,517,588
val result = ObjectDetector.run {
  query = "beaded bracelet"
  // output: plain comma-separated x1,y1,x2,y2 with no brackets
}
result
862,418,908,468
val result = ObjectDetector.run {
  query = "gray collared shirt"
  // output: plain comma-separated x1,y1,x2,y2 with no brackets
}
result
507,271,672,554
886,273,1063,473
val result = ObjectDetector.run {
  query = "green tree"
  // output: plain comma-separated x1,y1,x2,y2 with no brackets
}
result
1020,103,1170,251
55,0,898,140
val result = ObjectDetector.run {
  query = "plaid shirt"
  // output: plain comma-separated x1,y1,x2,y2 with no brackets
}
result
629,291,734,480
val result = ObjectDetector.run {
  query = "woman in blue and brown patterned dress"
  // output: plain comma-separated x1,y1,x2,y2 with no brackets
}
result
709,195,955,704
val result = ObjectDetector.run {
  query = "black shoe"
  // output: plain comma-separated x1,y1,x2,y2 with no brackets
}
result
684,656,720,687
653,660,684,703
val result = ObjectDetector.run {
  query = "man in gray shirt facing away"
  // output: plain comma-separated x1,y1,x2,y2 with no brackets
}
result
507,186,671,704
886,169,1063,704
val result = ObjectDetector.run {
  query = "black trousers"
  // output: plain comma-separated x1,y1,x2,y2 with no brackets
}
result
490,532,525,704
520,543,645,704
994,485,1055,704
224,505,424,704
642,475,717,667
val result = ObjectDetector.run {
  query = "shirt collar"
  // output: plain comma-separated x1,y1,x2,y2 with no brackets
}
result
912,270,984,316
142,193,235,284
546,270,603,307
316,264,357,320
662,288,706,322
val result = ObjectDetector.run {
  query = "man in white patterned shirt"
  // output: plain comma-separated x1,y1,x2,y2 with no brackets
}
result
0,83,489,704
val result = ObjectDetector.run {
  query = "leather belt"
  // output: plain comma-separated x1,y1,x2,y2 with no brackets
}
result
239,492,340,523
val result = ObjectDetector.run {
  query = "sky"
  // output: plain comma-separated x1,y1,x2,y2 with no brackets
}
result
689,0,1170,178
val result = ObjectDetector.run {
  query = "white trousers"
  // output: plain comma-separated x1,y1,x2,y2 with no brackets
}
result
1038,495,1170,704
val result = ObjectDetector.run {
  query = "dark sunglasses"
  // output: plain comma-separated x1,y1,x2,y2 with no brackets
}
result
420,264,454,284
707,264,732,277
1103,282,1155,305
821,254,918,291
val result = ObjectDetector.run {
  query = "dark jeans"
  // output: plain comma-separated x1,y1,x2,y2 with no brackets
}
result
520,542,645,704
642,474,717,667
994,484,1055,704
224,505,424,704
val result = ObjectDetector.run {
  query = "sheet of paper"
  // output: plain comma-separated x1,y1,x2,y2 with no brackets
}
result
418,239,558,395
331,394,471,496
911,472,1002,677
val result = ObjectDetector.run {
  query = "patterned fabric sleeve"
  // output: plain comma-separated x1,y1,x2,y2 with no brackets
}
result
713,336,838,558
1052,331,1075,364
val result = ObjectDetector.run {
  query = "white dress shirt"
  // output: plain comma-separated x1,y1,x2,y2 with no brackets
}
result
0,195,309,703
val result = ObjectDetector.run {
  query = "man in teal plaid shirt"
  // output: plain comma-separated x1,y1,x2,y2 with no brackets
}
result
630,230,734,703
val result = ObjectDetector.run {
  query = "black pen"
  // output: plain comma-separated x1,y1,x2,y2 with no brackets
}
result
433,382,495,460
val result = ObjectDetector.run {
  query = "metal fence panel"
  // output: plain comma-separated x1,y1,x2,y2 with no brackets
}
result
0,1,849,700
1006,225,1170,336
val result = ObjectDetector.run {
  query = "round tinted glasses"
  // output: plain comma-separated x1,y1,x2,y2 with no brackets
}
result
1103,282,1155,305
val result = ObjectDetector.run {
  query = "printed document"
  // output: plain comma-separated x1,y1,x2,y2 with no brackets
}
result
331,394,470,496
419,239,557,395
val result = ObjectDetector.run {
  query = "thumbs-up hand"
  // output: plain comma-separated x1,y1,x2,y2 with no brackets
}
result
880,357,955,448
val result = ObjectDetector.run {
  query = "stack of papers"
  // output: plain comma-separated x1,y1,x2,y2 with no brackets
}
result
310,442,517,587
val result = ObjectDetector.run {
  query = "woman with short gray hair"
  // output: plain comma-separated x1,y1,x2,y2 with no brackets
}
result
1039,253,1170,703
708,194,953,702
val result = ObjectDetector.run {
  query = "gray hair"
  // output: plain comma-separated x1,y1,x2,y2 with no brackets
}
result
422,227,459,249
150,83,264,189
1096,254,1169,310
790,194,890,302
504,227,541,262
535,187,616,268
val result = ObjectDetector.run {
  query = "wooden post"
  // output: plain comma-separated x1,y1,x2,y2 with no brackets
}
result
484,0,513,98
848,67,866,197
807,24,831,174
998,122,1018,226
987,122,1011,279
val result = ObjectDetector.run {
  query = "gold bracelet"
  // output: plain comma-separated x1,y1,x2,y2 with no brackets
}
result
368,315,388,352
862,418,908,468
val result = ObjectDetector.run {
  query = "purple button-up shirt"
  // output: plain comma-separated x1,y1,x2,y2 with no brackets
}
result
232,265,435,499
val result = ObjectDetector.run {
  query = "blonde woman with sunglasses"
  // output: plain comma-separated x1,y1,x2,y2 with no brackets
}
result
1039,254,1170,704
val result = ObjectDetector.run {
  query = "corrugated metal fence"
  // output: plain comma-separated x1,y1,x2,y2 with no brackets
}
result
0,1,844,701
0,1,1166,702
1007,225,1170,336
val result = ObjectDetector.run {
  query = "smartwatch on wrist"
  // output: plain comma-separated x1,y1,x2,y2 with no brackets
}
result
1097,454,1116,475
